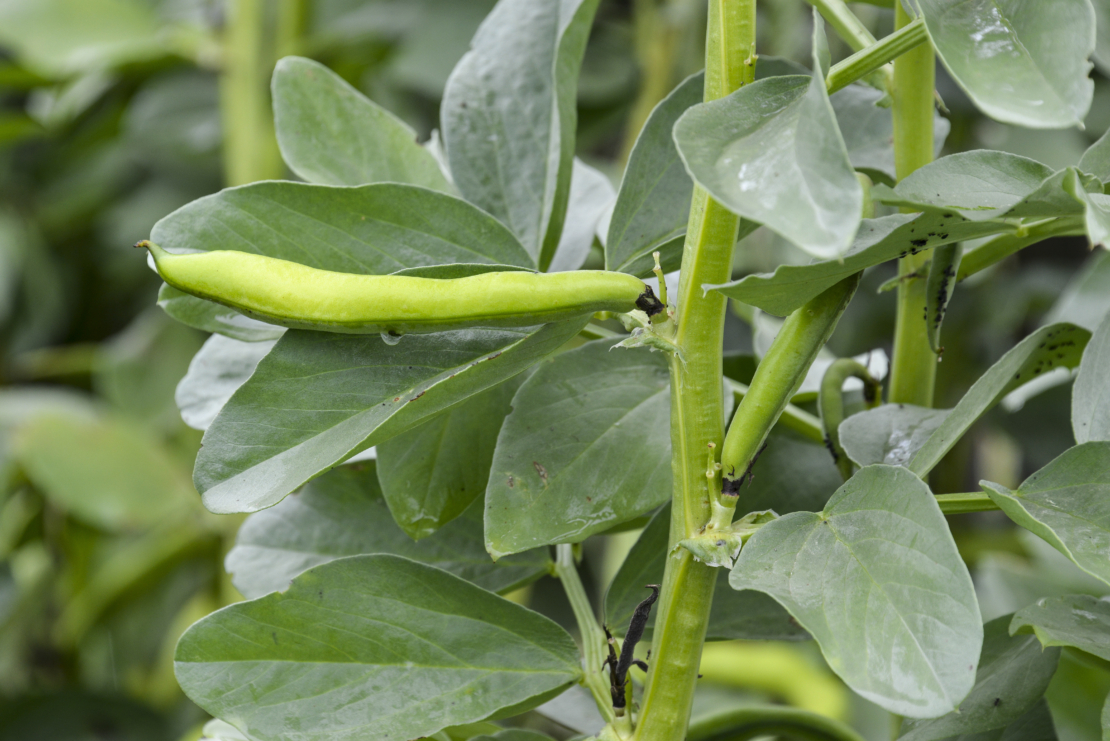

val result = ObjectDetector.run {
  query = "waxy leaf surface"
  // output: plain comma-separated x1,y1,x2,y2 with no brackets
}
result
273,57,451,191
484,340,670,557
916,0,1094,129
377,378,521,539
1011,594,1110,661
675,74,861,258
1073,311,1110,444
709,212,1013,316
605,504,808,642
196,319,587,514
226,464,549,599
875,151,1057,221
176,334,277,431
898,616,1060,741
175,555,580,741
910,324,1090,477
441,0,599,268
158,283,285,342
731,465,982,717
983,442,1110,588
605,72,702,276
840,404,950,469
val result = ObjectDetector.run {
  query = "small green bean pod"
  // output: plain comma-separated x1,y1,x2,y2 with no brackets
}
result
139,241,663,335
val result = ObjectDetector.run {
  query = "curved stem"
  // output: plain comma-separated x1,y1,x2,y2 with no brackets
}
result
687,707,865,741
818,358,882,481
553,544,616,725
888,0,937,407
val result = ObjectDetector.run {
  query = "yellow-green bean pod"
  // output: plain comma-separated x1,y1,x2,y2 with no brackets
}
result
139,241,663,335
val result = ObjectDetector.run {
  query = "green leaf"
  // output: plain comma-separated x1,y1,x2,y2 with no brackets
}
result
1044,250,1110,332
226,463,549,599
898,616,1060,741
1074,311,1110,444
840,405,949,468
150,181,534,337
1079,128,1110,183
708,212,1013,316
604,504,808,642
874,152,1058,221
831,84,950,183
175,555,581,741
0,0,165,78
157,284,285,342
1011,594,1110,661
441,0,600,269
1063,168,1110,247
916,0,1095,128
377,378,521,539
731,465,982,717
1103,691,1110,741
922,701,1057,741
272,57,451,192
175,334,278,431
983,442,1110,588
741,428,844,516
13,414,195,531
153,181,533,271
605,72,702,276
549,159,614,273
196,319,587,514
909,324,1091,477
483,340,671,557
674,72,861,258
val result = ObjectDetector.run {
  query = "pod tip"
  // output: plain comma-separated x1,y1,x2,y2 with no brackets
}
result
134,240,151,250
636,286,665,317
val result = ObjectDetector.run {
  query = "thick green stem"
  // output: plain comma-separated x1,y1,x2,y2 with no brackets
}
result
634,2,753,740
687,706,866,741
718,274,861,507
220,0,287,186
818,358,882,481
825,18,927,94
553,544,617,726
888,1,937,407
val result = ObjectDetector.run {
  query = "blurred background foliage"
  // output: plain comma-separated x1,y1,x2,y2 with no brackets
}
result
0,0,1108,739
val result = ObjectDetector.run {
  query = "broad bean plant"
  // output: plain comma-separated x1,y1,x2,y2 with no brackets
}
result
151,1,1110,741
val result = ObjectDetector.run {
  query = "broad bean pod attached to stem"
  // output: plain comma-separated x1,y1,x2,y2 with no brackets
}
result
139,241,663,335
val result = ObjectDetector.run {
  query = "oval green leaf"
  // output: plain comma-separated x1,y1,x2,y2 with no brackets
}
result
983,442,1110,587
195,319,587,514
674,73,861,258
225,463,549,599
731,465,982,717
175,555,581,741
272,56,451,191
898,615,1060,741
916,0,1094,128
1074,310,1110,443
484,339,670,557
1011,594,1110,661
441,0,600,268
